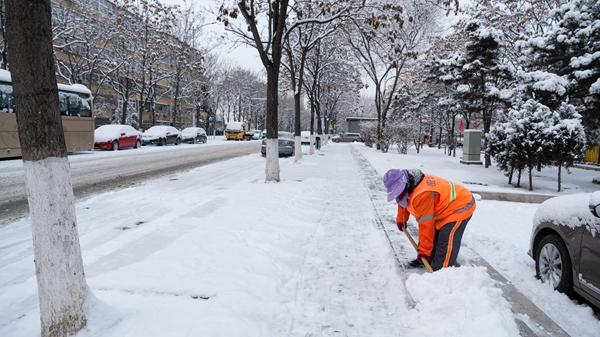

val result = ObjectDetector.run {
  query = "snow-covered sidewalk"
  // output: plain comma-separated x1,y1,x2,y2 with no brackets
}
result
1,143,599,336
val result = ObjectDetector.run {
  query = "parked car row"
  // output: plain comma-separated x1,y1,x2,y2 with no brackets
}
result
94,125,207,151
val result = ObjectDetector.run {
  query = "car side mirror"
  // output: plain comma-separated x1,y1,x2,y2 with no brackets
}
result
167,132,171,135
590,204,600,218
121,132,126,136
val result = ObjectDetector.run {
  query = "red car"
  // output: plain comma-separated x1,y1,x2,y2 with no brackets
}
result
94,124,142,151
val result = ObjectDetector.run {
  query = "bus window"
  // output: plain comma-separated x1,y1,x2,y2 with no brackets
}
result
58,91,91,117
68,94,80,116
78,94,91,117
59,92,68,115
0,83,13,113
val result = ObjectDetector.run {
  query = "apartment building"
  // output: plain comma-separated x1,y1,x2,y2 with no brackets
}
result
1,0,213,131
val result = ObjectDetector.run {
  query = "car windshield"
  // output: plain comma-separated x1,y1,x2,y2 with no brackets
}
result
227,122,244,130
144,126,169,135
95,125,123,136
278,132,293,139
181,127,198,134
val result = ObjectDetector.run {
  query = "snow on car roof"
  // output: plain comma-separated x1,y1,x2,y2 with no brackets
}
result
533,192,600,230
146,126,170,131
95,125,125,133
227,122,244,129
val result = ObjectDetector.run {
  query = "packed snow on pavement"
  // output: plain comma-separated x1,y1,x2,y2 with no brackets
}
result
1,141,599,337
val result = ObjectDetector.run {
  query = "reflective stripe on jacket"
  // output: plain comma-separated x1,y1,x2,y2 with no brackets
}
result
396,174,476,256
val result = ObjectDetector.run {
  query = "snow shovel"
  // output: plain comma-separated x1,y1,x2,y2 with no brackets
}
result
402,223,434,274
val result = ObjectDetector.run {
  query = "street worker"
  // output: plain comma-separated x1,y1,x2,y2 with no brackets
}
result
383,168,476,271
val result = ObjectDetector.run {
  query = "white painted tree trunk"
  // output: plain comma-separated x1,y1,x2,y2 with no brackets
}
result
265,139,281,182
294,135,302,163
309,135,315,155
24,157,88,337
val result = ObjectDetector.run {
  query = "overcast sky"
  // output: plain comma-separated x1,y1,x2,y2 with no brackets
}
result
161,0,265,73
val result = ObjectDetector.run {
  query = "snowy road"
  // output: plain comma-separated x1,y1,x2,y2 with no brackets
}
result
0,139,260,225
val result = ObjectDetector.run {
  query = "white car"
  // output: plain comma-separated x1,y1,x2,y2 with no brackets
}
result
301,131,314,145
251,129,262,140
142,126,181,146
181,127,207,144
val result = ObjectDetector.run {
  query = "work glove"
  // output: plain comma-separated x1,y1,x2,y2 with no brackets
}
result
416,253,430,263
397,222,406,232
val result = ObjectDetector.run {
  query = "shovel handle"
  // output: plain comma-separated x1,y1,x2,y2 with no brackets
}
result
402,224,434,273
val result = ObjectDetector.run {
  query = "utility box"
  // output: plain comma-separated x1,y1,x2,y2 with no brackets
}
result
461,129,483,165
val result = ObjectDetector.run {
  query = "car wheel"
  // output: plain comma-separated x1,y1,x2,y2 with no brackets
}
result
334,139,340,143
160,138,166,146
535,234,573,294
134,140,141,149
112,141,119,151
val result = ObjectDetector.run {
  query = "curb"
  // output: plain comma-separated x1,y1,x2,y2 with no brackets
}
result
573,163,600,171
471,190,556,204
471,255,570,337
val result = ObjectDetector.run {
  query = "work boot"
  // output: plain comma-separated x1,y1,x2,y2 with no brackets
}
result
407,259,425,269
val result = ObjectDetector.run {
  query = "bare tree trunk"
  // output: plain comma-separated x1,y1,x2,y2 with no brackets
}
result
309,99,315,155
265,67,281,181
508,166,514,185
5,1,89,336
289,46,307,163
120,77,130,126
293,90,302,162
516,168,522,187
173,69,181,128
528,165,534,191
557,162,562,192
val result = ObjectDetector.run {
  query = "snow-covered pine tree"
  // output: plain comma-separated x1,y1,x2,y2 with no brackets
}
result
503,106,528,187
548,102,586,191
514,99,555,191
487,121,513,183
456,20,514,168
522,0,600,144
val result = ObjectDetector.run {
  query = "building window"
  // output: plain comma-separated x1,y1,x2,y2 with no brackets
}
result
155,103,168,116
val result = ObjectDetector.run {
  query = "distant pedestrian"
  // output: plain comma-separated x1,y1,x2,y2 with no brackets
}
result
383,169,476,270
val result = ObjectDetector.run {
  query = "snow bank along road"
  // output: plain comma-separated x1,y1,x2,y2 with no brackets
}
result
0,141,261,226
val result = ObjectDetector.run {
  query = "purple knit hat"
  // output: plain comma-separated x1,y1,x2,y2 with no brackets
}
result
383,169,409,204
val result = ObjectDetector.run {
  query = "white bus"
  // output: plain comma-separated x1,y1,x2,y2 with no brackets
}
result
0,69,94,159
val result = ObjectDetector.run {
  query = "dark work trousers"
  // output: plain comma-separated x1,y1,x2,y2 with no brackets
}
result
429,215,471,271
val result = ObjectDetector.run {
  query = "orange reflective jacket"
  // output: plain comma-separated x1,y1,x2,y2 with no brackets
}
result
396,174,476,256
